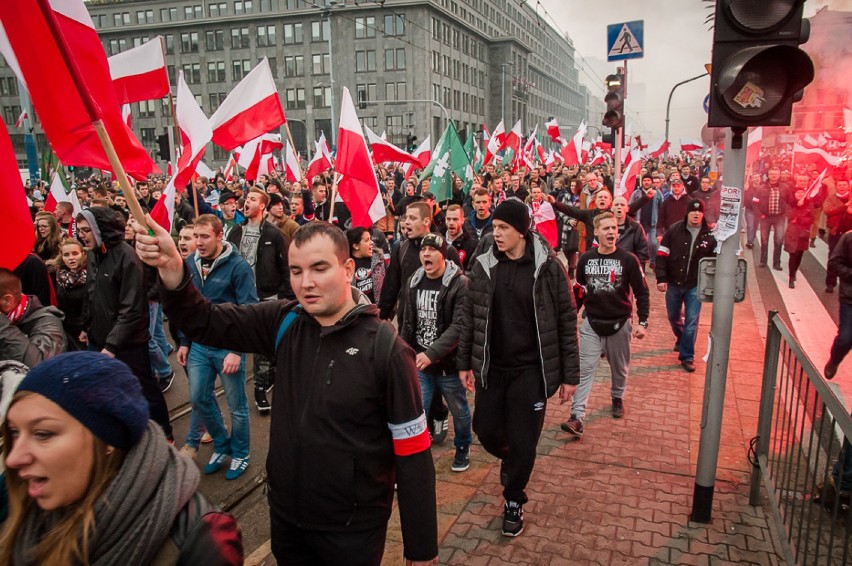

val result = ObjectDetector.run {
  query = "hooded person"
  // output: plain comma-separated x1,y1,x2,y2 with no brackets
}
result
654,198,717,372
0,269,66,367
74,208,173,441
0,352,243,565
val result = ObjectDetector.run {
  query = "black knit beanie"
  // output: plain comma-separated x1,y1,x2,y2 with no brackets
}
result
492,198,530,235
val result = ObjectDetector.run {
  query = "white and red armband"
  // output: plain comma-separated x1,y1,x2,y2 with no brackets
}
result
388,412,431,456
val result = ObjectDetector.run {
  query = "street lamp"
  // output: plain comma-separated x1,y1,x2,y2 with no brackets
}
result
500,62,514,126
664,72,709,150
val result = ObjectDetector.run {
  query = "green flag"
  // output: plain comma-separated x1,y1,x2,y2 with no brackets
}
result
419,122,471,201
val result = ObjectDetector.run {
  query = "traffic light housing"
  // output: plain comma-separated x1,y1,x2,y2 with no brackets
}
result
602,73,625,129
707,0,814,128
156,134,170,161
406,134,417,152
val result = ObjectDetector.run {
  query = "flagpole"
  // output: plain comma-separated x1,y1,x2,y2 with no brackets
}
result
283,122,308,185
33,0,149,229
160,36,182,169
328,171,341,223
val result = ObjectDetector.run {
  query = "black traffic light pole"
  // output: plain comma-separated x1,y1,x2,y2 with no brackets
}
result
664,72,708,152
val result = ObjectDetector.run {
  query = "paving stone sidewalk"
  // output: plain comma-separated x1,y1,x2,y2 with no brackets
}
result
380,273,784,565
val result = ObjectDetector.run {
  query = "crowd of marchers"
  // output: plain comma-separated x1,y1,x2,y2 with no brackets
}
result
4,149,851,565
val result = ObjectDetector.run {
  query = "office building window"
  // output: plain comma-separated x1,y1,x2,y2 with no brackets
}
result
209,93,227,113
182,63,201,84
285,88,306,110
232,59,251,81
312,53,330,75
384,48,405,71
161,97,172,118
313,86,331,108
207,61,226,83
184,5,202,19
355,50,376,72
355,16,376,38
208,3,227,17
311,20,330,41
283,23,303,44
206,30,225,51
138,100,156,118
384,14,404,36
284,55,304,77
180,32,199,53
140,128,156,146
234,1,253,15
160,8,177,22
266,57,278,78
257,25,276,46
136,10,154,24
231,27,250,48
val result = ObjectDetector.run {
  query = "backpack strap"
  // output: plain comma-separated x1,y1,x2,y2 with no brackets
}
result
274,306,302,350
373,320,398,385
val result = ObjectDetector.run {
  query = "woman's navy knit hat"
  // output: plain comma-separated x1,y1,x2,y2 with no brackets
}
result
16,352,149,450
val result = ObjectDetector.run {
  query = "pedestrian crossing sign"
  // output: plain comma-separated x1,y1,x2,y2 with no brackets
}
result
607,20,644,62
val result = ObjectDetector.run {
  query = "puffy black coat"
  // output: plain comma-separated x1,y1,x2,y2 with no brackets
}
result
617,217,650,266
457,233,579,396
399,260,467,375
227,220,292,299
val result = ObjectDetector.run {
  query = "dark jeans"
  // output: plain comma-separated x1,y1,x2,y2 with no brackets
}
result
827,233,842,288
665,284,702,362
759,214,787,266
270,506,387,566
254,353,275,391
829,301,852,367
788,250,804,280
473,366,546,504
89,341,173,440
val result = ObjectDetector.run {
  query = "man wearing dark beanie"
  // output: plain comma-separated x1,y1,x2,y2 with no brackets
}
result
655,197,716,372
458,197,579,537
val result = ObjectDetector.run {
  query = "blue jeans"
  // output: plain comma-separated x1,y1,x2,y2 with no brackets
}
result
418,370,472,448
665,285,702,362
759,214,787,266
830,302,852,367
187,343,250,459
148,302,172,379
645,226,658,264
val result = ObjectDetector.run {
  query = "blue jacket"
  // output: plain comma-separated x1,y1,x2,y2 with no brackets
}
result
187,242,258,307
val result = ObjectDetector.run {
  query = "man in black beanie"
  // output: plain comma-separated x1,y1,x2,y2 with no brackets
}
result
655,198,716,372
458,198,579,537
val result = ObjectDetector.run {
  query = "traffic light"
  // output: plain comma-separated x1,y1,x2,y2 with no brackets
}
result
156,134,170,161
406,134,417,152
707,0,814,128
602,73,625,129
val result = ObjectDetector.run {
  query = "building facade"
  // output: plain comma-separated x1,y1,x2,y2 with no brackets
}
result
2,0,588,171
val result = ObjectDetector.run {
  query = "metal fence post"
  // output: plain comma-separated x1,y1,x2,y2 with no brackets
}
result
750,311,782,506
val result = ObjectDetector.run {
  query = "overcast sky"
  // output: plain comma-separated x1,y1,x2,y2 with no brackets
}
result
539,0,829,146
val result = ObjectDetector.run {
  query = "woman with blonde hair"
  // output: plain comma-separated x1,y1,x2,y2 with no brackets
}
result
1,351,243,565
54,238,89,349
32,212,62,269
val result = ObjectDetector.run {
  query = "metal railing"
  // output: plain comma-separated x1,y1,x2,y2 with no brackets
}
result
750,311,852,564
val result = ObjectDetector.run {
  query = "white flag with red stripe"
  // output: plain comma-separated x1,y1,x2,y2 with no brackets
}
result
545,117,561,144
746,127,762,171
648,138,670,159
806,168,829,200
680,139,703,153
794,143,841,169
559,121,586,166
365,125,420,166
618,148,642,198
402,135,431,178
14,110,27,128
209,58,285,151
284,139,301,183
502,120,523,160
306,133,333,181
335,87,385,228
151,71,212,231
43,172,82,215
531,200,558,248
107,36,169,104
482,120,505,166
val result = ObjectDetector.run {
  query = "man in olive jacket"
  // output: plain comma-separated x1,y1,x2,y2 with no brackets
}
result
457,198,579,538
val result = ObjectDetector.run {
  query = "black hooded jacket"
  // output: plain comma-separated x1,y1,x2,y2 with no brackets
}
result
655,212,717,289
78,207,149,352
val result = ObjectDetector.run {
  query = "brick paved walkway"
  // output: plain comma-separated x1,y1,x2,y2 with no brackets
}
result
380,272,783,565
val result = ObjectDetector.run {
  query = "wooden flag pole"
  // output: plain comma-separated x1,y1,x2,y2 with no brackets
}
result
34,0,149,229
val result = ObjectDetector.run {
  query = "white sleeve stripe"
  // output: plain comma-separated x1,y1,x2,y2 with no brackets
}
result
388,412,428,440
658,245,670,255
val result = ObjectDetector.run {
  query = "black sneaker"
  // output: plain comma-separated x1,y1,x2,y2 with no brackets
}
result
451,446,470,472
502,501,524,537
158,370,175,393
673,340,680,352
612,397,625,419
254,387,271,413
431,418,449,444
560,416,584,437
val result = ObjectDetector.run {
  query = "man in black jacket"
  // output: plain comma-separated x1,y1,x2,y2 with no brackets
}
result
457,199,579,537
561,212,649,438
825,231,852,380
445,204,478,271
399,233,472,473
655,199,717,373
227,187,292,413
75,207,172,440
135,220,438,565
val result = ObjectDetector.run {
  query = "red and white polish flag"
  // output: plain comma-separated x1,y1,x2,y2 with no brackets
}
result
108,36,169,105
306,133,333,181
0,126,33,269
647,138,670,159
14,110,27,128
545,117,561,144
482,120,505,166
560,121,586,167
680,139,704,153
618,148,643,198
284,139,301,183
209,58,285,151
531,200,559,249
365,125,419,166
746,127,763,171
335,86,385,228
0,0,158,179
402,135,431,178
44,172,83,215
151,71,212,231
502,120,523,160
